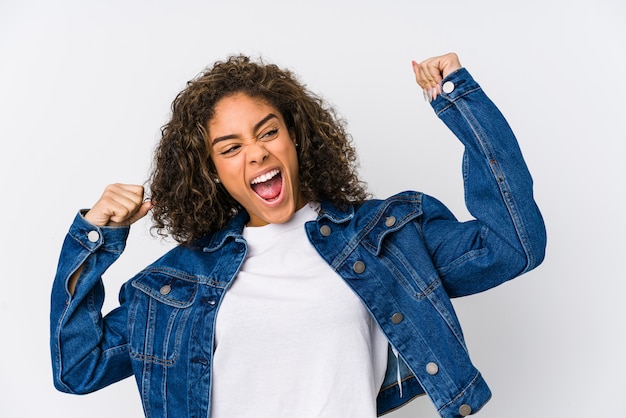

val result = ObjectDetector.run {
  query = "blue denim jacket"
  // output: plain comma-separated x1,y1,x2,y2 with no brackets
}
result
50,68,546,418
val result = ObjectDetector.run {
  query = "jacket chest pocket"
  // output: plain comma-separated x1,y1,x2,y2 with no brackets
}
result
128,272,198,366
379,240,441,300
362,218,440,300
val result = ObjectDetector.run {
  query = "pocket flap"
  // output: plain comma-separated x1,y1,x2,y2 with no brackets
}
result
131,270,198,308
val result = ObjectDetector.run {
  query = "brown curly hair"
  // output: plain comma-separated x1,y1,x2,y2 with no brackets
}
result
149,55,369,244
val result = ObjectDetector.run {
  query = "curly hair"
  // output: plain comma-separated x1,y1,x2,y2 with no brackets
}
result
149,55,369,244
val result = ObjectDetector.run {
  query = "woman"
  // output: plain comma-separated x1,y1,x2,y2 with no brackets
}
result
50,52,546,418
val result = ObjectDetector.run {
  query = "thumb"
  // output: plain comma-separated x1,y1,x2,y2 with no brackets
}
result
126,200,154,225
439,53,462,80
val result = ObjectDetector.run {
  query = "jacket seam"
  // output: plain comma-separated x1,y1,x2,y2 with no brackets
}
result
453,97,534,272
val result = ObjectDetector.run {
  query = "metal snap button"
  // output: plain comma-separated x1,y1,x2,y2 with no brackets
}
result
159,284,172,295
320,225,332,237
391,312,404,324
442,81,455,94
459,404,472,416
426,362,439,375
352,261,366,274
385,216,396,227
87,230,100,243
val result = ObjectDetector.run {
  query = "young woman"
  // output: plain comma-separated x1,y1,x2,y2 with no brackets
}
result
50,52,546,418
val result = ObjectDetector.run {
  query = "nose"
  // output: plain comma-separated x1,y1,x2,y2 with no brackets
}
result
248,142,269,164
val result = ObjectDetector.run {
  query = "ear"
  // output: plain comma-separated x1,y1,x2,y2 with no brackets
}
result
289,129,300,149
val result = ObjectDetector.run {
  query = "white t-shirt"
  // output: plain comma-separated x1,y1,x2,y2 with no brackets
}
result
211,204,389,418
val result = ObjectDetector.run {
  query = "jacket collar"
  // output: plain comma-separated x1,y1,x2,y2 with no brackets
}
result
318,200,355,224
201,201,355,252
202,210,249,253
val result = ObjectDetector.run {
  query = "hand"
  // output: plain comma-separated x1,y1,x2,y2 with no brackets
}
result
412,52,462,102
84,183,153,227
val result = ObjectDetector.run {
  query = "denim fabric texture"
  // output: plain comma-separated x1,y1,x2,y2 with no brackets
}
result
50,68,546,418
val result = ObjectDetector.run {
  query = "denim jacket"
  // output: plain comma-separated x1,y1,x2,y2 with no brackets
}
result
50,68,546,418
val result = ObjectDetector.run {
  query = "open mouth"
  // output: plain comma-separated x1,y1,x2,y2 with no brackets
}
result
251,169,283,202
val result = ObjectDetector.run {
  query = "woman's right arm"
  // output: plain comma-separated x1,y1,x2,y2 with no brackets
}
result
67,184,151,294
50,184,151,393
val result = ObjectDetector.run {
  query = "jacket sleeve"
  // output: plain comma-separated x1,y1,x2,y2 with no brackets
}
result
50,212,134,393
419,68,546,297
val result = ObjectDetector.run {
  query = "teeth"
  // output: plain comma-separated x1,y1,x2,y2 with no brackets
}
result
251,169,280,185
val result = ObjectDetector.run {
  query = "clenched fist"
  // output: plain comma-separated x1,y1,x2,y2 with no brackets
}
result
84,183,153,227
412,52,462,102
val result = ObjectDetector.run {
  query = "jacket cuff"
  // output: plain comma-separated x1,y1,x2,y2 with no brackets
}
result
438,372,491,417
431,68,481,111
68,210,130,253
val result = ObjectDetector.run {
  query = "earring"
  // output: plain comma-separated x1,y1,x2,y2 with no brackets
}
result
214,178,221,184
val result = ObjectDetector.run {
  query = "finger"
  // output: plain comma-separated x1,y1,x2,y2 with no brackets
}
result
411,60,420,82
125,200,154,225
84,184,146,226
106,187,147,224
424,59,445,88
412,59,437,89
413,53,462,101
108,184,145,206
101,188,143,224
92,198,137,225
439,52,462,79
412,60,441,103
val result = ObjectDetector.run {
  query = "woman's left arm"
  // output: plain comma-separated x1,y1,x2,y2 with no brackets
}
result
413,53,546,297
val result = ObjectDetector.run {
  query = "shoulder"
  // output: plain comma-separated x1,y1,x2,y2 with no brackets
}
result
355,191,427,219
321,190,453,226
318,191,426,235
352,191,457,229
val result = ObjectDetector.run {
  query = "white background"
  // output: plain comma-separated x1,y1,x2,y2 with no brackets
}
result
1,0,624,417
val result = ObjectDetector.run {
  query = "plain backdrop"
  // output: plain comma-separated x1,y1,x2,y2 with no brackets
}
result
1,0,624,417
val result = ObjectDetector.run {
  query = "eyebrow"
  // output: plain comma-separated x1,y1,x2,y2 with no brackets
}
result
211,113,279,146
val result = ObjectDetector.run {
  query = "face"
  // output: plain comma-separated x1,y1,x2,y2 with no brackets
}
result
208,92,306,227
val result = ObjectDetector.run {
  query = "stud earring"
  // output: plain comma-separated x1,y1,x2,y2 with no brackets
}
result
214,178,221,184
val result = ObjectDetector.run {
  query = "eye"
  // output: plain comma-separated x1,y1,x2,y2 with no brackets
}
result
259,128,278,141
219,144,241,156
